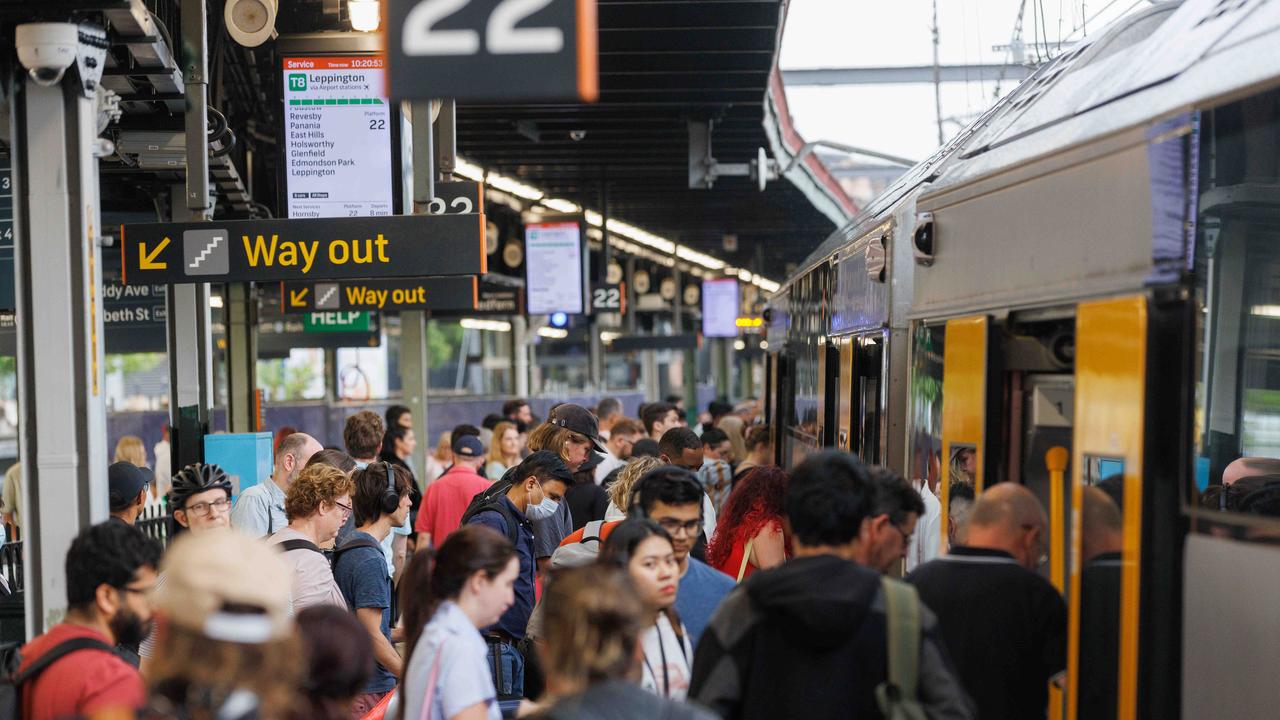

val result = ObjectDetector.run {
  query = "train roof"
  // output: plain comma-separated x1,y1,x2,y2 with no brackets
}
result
772,1,1200,297
926,0,1280,196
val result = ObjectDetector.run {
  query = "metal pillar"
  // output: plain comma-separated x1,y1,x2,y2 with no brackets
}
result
224,282,257,432
12,45,110,632
715,338,732,400
512,315,530,397
434,99,456,179
399,313,428,481
168,0,215,467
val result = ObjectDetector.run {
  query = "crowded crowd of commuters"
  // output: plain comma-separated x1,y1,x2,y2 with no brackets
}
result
9,395,1089,720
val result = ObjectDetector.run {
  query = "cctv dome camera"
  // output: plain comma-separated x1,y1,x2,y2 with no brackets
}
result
16,23,79,88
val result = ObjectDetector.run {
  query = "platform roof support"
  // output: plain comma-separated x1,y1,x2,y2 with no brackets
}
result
12,44,110,633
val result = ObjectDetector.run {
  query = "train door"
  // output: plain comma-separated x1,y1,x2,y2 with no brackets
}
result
836,337,854,451
1068,296,1146,720
816,339,838,448
939,316,1002,552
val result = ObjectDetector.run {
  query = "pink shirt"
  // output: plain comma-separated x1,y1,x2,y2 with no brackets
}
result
415,465,492,544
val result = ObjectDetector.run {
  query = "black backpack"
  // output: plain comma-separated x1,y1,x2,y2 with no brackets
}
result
457,469,524,547
279,536,382,570
0,636,116,720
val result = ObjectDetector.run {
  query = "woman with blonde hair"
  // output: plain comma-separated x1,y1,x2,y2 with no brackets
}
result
115,435,147,467
485,421,521,481
603,456,663,521
533,563,713,719
716,415,747,465
424,432,451,485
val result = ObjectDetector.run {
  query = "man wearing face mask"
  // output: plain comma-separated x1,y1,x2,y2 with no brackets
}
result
464,450,572,702
17,520,162,719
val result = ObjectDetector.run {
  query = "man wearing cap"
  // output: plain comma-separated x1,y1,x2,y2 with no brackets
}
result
231,431,322,539
108,461,151,527
525,403,609,573
415,434,492,548
18,521,161,719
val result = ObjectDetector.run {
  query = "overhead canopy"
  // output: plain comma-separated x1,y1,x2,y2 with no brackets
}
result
456,0,854,278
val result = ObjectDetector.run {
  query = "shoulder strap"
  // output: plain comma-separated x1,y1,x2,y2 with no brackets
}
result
736,537,754,582
582,520,604,544
333,537,382,558
277,538,323,555
880,576,921,701
12,637,116,685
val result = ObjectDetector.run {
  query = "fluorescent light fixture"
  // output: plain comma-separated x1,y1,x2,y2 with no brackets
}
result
453,158,484,181
584,209,603,226
538,327,568,339
486,172,543,201
760,340,769,350
209,295,224,308
733,340,746,351
600,331,621,344
542,198,580,214
1252,305,1280,318
460,318,511,332
348,0,380,32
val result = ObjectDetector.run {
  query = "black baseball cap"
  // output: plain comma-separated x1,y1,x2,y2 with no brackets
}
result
452,434,485,458
109,462,151,511
547,404,607,454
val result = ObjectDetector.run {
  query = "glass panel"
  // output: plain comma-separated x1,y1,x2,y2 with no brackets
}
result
907,323,945,567
1192,87,1280,519
1077,456,1125,720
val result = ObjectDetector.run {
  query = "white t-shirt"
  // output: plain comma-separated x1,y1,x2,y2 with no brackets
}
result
906,481,942,572
639,612,694,700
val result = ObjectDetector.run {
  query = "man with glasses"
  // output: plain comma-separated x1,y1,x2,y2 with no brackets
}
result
269,463,354,611
907,482,1066,720
18,520,161,718
850,467,926,574
231,431,322,539
140,463,235,678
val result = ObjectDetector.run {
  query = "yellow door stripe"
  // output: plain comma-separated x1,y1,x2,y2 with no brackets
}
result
940,316,989,554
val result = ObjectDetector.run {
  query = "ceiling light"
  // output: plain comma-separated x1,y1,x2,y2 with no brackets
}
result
460,318,511,332
348,0,380,32
538,327,568,339
486,172,543,201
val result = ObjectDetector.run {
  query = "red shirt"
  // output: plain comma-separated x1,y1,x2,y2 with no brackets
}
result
415,464,492,543
18,623,145,720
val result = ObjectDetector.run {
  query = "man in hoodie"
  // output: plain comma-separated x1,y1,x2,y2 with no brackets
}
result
689,450,973,720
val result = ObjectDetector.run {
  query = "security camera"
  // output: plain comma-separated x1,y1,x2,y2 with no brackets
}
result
16,23,79,87
225,0,277,48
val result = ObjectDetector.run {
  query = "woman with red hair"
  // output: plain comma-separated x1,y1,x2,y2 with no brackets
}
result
705,466,791,581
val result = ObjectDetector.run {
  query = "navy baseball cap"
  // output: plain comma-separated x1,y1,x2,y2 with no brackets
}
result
109,462,151,511
452,434,485,458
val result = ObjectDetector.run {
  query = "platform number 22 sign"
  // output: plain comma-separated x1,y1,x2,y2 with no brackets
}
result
403,0,564,55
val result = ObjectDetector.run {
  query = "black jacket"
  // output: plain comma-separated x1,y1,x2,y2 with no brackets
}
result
689,554,973,720
907,547,1067,720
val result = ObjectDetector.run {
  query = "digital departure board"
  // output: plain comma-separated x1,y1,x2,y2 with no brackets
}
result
282,56,394,219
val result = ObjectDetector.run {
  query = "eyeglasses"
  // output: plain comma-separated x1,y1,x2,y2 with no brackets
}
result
184,497,230,517
656,518,702,537
890,523,914,546
334,500,353,517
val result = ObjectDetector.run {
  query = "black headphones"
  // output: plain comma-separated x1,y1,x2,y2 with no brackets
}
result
378,461,401,514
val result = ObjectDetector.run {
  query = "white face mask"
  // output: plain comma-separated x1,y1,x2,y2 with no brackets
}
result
526,496,559,521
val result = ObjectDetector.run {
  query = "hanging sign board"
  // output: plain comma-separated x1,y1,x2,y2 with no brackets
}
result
119,213,486,284
702,278,740,338
282,56,395,219
525,220,584,315
0,153,12,310
280,276,478,313
386,0,598,102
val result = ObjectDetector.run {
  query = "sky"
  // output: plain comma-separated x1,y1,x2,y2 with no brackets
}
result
779,0,1151,162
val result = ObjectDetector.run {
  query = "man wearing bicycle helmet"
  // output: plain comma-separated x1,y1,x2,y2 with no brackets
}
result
138,463,233,679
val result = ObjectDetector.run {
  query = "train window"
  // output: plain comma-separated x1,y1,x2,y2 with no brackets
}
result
909,323,945,484
1192,87,1280,520
1076,456,1124,720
